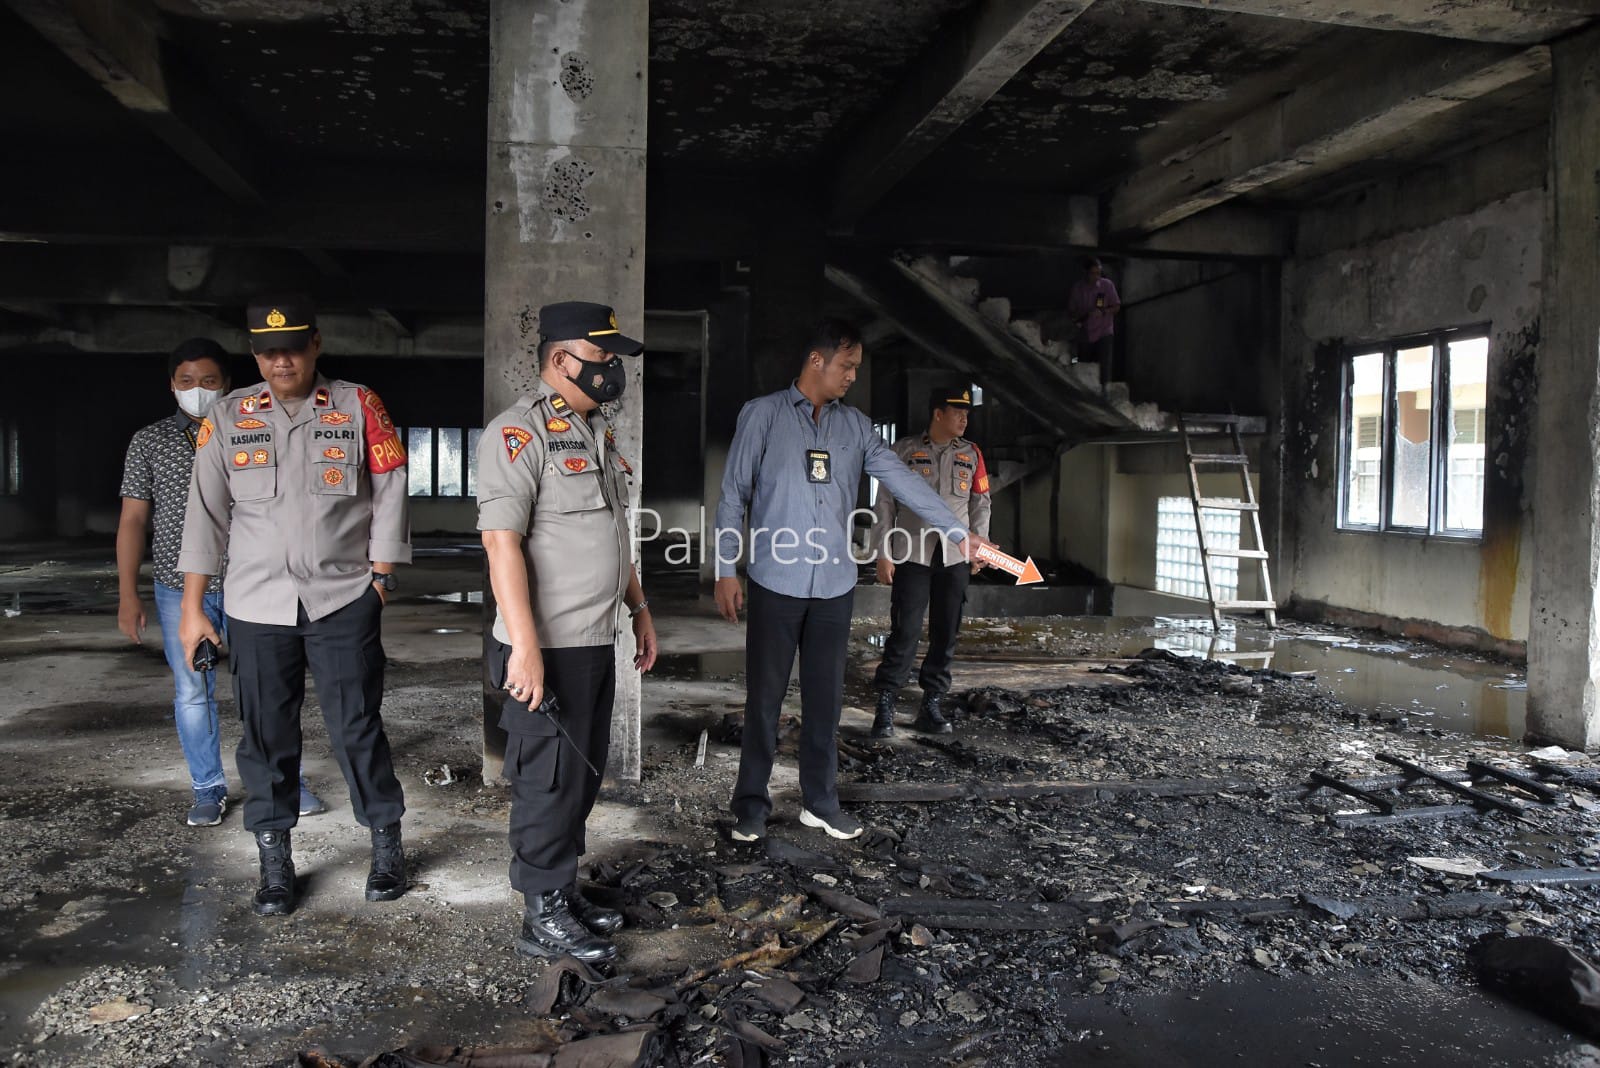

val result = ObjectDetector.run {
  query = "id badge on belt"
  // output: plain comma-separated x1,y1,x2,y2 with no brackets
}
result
806,449,831,484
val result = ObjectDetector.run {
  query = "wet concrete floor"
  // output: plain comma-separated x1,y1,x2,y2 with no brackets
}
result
0,544,1585,1066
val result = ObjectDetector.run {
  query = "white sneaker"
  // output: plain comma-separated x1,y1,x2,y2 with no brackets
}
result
799,807,864,840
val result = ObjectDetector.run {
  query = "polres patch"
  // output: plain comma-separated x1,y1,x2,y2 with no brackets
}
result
503,426,533,463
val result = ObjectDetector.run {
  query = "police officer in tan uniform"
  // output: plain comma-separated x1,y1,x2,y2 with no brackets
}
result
870,385,993,736
477,301,657,964
178,295,412,916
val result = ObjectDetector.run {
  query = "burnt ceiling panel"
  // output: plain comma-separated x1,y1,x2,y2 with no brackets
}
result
162,0,490,164
648,0,972,165
917,0,1376,193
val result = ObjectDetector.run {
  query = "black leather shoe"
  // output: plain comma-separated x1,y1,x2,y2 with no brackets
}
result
365,822,407,902
570,885,624,934
253,829,295,916
914,692,954,734
871,689,897,738
517,890,618,963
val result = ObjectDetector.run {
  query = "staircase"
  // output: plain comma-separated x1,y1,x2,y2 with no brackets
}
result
901,253,1171,432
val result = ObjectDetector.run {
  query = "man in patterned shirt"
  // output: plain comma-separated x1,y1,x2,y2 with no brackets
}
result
117,338,326,828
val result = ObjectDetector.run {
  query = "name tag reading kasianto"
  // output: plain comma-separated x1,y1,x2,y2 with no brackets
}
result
806,449,831,484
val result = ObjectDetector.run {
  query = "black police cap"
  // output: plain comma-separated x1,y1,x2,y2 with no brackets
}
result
539,301,643,356
246,294,317,354
933,384,975,410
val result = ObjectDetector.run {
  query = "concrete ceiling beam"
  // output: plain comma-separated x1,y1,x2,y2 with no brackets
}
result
5,0,265,204
1106,39,1550,236
0,244,484,311
1131,0,1599,45
855,189,1099,253
0,305,487,358
829,0,1095,225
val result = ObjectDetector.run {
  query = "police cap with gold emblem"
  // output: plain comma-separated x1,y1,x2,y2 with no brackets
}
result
246,294,317,354
933,383,975,410
538,301,643,356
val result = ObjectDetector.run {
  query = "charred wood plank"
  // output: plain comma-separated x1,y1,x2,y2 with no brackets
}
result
1467,760,1563,804
881,896,1086,930
1307,770,1396,814
837,777,1249,804
1377,753,1526,814
1479,868,1600,886
1332,804,1479,827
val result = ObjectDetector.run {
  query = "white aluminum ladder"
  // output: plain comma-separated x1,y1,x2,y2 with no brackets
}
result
1177,413,1277,630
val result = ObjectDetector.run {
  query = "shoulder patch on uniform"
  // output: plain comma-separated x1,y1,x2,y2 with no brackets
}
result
359,387,406,474
546,417,570,433
549,394,569,413
320,411,353,425
196,418,214,448
503,426,532,463
235,418,266,430
314,387,331,408
563,457,589,473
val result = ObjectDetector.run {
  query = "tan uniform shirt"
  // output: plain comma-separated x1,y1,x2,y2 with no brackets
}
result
476,382,633,649
873,433,992,567
177,376,412,625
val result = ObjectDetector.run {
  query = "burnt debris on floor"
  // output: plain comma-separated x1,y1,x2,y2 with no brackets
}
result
3,558,1598,1066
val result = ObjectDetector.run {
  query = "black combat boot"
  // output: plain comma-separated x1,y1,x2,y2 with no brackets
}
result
253,829,295,916
914,692,954,734
569,884,624,934
871,689,898,738
517,890,618,963
365,822,407,902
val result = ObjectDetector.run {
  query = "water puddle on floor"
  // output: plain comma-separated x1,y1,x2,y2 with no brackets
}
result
1120,616,1525,740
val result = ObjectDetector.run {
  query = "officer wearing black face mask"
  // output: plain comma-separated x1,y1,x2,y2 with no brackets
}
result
475,301,657,964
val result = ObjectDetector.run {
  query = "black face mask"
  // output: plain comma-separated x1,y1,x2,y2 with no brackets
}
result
562,352,627,404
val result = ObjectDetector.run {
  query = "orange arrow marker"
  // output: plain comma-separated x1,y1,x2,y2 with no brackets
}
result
974,543,1044,585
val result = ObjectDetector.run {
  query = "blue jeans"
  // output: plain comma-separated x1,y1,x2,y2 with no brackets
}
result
153,582,228,792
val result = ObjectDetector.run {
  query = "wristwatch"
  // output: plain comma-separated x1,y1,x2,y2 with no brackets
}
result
372,572,398,593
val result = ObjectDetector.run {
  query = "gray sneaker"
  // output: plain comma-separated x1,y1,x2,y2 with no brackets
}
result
799,807,864,840
186,785,228,827
297,777,327,817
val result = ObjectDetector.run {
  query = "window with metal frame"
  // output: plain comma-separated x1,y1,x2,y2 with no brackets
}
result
402,426,480,498
1337,329,1487,536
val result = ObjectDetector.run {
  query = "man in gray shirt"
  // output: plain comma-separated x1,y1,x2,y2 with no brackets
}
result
714,319,993,843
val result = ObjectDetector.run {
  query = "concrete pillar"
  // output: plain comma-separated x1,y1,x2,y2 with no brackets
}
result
482,0,648,782
1527,26,1600,749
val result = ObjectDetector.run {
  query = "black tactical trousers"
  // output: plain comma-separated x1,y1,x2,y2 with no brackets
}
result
872,550,971,697
229,587,405,832
731,581,854,824
491,642,614,900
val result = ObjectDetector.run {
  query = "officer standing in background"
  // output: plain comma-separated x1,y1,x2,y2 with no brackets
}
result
869,385,992,737
178,295,412,916
477,301,657,965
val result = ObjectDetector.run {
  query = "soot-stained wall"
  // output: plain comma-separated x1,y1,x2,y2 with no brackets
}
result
1283,189,1542,650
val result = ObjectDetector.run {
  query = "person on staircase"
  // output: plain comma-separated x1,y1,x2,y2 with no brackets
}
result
869,385,992,737
1067,256,1121,393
